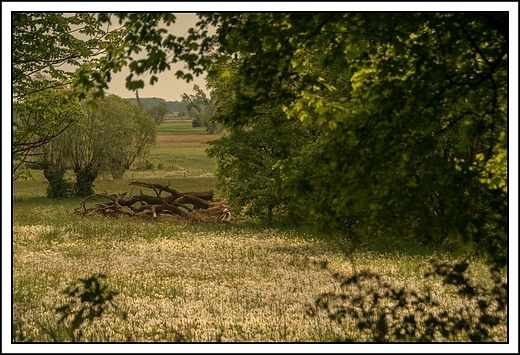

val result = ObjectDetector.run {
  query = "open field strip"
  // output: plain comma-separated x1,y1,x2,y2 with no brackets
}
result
156,134,221,148
149,147,216,178
155,120,216,136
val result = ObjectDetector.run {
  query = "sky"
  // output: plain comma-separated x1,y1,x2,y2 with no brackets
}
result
103,13,211,102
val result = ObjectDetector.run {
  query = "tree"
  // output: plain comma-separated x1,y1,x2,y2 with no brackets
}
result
107,100,157,179
206,53,322,222
12,13,115,100
12,86,86,181
12,13,125,180
181,84,220,132
41,94,155,196
147,101,169,125
200,12,509,342
206,13,507,266
37,124,75,198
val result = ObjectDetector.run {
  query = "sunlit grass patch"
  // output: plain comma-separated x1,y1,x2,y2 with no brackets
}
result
148,146,216,176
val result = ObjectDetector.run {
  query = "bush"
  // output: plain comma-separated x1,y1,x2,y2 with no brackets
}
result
137,159,154,170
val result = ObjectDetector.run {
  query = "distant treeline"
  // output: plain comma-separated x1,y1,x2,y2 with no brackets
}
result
125,97,189,113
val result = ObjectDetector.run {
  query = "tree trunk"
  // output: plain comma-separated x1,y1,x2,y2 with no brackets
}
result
43,166,71,198
73,167,97,197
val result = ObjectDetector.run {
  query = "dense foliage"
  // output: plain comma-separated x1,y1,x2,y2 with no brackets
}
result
12,13,124,179
200,13,507,269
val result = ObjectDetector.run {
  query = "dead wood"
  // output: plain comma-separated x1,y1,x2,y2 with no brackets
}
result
74,181,228,222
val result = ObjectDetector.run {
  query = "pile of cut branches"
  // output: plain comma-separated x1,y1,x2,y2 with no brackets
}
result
74,181,231,222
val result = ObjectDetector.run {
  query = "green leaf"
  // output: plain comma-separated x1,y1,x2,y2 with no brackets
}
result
87,100,98,112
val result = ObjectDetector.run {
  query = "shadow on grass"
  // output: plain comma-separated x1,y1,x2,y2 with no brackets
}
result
208,217,461,259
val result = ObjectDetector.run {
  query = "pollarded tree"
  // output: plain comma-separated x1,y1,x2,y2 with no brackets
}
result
37,126,75,198
60,94,155,196
110,101,157,179
12,85,86,181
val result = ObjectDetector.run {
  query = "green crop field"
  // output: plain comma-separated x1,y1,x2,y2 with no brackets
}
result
148,147,215,176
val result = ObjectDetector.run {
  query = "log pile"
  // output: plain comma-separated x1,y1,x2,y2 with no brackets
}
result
74,181,231,222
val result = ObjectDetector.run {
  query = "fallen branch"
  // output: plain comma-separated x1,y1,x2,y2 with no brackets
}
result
74,181,229,222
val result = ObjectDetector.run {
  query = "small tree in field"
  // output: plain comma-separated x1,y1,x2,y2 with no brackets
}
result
147,101,169,125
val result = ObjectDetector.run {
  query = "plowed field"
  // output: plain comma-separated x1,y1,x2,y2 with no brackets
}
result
156,134,221,148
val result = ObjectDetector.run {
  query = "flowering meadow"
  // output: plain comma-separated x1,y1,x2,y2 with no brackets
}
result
12,199,506,343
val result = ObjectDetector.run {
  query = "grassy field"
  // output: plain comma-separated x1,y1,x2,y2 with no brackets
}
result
11,126,507,344
155,120,209,136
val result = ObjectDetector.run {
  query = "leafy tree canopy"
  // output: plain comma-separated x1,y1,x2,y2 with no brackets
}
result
12,13,126,179
13,12,126,100
28,12,510,269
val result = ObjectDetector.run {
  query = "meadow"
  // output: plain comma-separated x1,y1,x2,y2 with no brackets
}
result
11,121,507,343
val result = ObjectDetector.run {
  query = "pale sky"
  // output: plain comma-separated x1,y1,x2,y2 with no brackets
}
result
104,13,211,102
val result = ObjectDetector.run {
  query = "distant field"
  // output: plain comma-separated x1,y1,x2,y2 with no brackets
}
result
149,146,216,177
147,120,221,177
156,134,220,149
156,120,210,136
